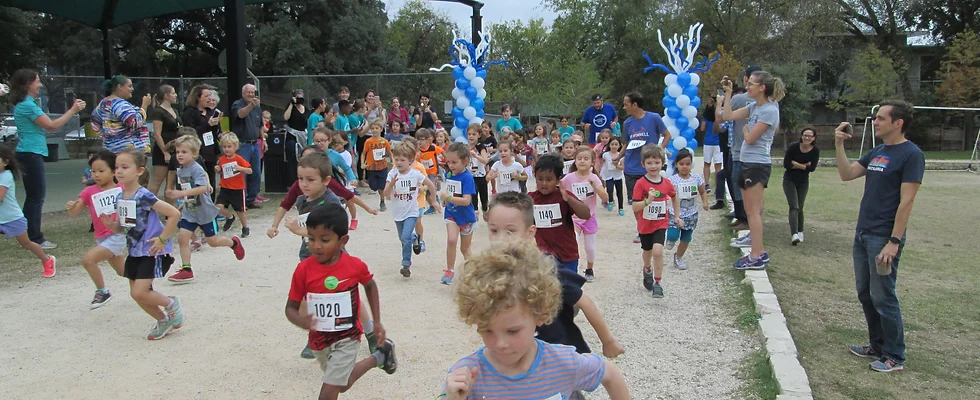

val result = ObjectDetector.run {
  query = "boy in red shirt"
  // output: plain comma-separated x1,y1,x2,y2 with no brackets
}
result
285,203,397,398
214,133,252,237
360,120,392,212
631,144,682,298
527,154,591,273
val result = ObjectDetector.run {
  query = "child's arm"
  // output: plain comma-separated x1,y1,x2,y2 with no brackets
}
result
236,165,253,175
359,150,367,169
441,192,471,207
65,199,86,217
422,177,442,213
698,182,710,211
516,167,529,181
148,200,180,256
592,176,609,202
267,206,288,238
632,189,653,213
474,148,490,164
671,195,684,228
166,185,209,200
577,293,624,358
486,166,498,181
382,177,394,200
284,299,314,330
284,216,307,237
362,278,385,348
601,360,631,400
349,196,379,215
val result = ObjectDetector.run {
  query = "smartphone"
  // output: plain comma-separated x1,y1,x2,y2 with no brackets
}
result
717,88,725,97
843,123,853,135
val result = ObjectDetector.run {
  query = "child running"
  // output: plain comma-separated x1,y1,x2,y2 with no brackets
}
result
666,149,709,270
0,146,57,278
417,129,445,215
562,146,609,282
167,135,246,283
401,136,434,254
382,141,439,277
466,124,490,220
549,130,562,153
439,142,477,285
630,144,682,298
487,141,526,195
441,240,630,400
284,203,397,400
528,154,591,273
214,133,252,237
103,149,183,340
560,139,577,176
529,122,550,162
601,136,626,215
360,120,392,212
512,130,534,194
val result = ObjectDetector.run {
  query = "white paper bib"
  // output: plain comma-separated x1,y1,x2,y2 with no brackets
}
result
91,187,122,216
446,179,462,198
627,139,646,150
422,158,434,170
298,212,310,228
563,160,574,175
642,200,667,220
571,181,593,201
117,199,138,228
307,292,354,332
202,131,215,147
372,148,385,161
222,162,240,179
395,178,413,195
533,204,563,228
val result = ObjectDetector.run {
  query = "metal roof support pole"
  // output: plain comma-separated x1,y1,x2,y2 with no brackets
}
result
224,0,247,109
100,0,118,79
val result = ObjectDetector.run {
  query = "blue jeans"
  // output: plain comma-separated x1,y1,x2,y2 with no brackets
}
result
236,142,262,203
853,232,906,363
730,160,744,202
15,152,47,243
556,258,579,274
394,217,418,267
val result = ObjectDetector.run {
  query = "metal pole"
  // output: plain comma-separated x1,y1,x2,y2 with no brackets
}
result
471,4,483,46
102,28,111,80
224,0,247,111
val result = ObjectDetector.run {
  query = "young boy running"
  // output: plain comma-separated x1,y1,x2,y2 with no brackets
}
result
382,141,439,277
527,154,592,273
215,133,252,238
360,120,392,212
631,144,682,298
416,129,444,214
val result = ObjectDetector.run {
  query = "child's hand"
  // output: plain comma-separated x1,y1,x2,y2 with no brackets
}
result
366,207,379,216
267,227,279,238
284,217,300,233
510,172,520,180
207,184,214,194
373,321,387,347
98,213,116,227
65,200,79,211
647,189,658,201
304,313,316,331
80,176,87,184
602,338,626,359
675,217,685,229
445,367,480,400
146,237,167,256
702,203,710,211
214,165,221,172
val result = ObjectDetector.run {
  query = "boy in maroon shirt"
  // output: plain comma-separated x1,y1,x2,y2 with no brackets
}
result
528,154,591,273
631,144,682,298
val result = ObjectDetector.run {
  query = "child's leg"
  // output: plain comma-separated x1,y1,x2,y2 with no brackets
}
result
642,249,652,269
459,227,474,261
318,357,381,400
204,231,234,248
81,245,115,290
129,279,169,320
14,233,49,262
109,255,126,277
177,228,194,266
477,177,489,212
676,235,691,257
347,200,357,221
614,179,624,210
236,210,248,228
605,179,615,206
414,211,424,240
396,218,416,267
583,233,597,270
652,243,665,281
217,204,233,219
446,223,460,271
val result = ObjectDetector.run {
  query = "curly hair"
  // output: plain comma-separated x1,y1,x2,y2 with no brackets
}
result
454,240,562,331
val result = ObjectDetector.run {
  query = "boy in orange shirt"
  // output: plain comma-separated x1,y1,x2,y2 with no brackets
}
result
360,120,392,212
214,133,253,237
416,128,445,215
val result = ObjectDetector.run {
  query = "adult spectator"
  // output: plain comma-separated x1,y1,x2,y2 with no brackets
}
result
495,104,523,134
230,84,265,209
581,94,618,145
364,90,387,127
182,85,222,197
557,116,575,141
722,66,761,230
307,98,326,139
9,68,86,249
147,84,182,196
782,126,820,245
617,91,670,243
283,88,308,186
413,94,439,130
388,97,410,133
91,75,152,154
700,95,722,194
835,100,923,373
331,86,351,114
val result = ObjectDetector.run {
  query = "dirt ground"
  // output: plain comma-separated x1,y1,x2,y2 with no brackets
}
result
0,175,752,399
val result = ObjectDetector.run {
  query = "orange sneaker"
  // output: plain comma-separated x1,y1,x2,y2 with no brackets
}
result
349,219,359,231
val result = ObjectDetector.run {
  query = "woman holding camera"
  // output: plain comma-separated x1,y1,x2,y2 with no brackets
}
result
283,89,309,186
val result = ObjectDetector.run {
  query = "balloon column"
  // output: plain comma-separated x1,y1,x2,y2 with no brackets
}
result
642,23,719,169
430,31,507,141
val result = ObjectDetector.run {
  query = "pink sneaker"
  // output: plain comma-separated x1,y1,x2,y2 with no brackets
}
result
349,219,359,231
231,237,246,260
255,195,270,203
42,255,56,278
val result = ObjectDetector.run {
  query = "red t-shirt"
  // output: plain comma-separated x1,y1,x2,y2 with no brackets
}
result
218,154,251,190
528,189,579,262
288,252,374,350
632,175,676,234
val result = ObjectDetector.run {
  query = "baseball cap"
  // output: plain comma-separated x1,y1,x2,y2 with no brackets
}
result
744,65,763,78
590,94,603,102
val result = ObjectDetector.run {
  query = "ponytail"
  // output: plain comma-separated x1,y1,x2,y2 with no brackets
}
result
151,84,174,110
751,71,786,103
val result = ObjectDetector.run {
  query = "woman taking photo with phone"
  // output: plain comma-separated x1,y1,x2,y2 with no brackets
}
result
783,126,820,245
413,93,438,131
181,85,222,197
147,84,182,196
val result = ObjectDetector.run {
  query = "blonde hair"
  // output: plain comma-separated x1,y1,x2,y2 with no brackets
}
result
454,240,562,331
369,119,385,130
391,141,417,160
220,132,240,148
173,134,202,154
751,70,786,102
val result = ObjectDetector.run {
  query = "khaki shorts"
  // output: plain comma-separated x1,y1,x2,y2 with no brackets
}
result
313,338,360,387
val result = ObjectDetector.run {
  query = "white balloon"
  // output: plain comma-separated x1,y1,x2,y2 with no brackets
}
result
676,95,691,108
663,115,674,127
688,117,699,129
682,106,698,119
464,66,477,80
667,84,683,98
689,73,700,87
664,74,678,86
685,147,695,154
456,96,470,109
451,127,463,139
452,88,463,99
470,77,485,89
667,125,680,137
672,136,688,150
477,88,487,99
463,106,477,120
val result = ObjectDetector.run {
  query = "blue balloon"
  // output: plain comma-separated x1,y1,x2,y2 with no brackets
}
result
664,87,671,97
666,144,677,158
690,96,701,109
456,78,470,90
477,69,488,79
452,66,464,79
681,127,695,140
677,72,691,87
683,85,699,98
452,107,463,119
465,86,478,99
675,116,689,130
666,106,682,119
455,117,468,129
663,96,676,109
476,109,485,118
471,98,485,110
688,138,699,150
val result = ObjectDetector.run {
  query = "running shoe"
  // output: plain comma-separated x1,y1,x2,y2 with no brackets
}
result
602,201,609,209
165,296,184,329
380,339,398,374
241,227,250,238
419,240,427,253
42,255,56,278
870,357,904,373
675,255,688,270
584,269,595,283
39,241,57,250
710,201,726,210
147,319,173,340
705,184,712,194
300,344,315,359
607,202,614,212
168,268,195,284
223,215,237,232
798,232,805,243
366,330,379,354
190,240,202,252
349,219,359,231
733,252,770,271
412,234,421,255
379,201,386,212
633,235,641,244
441,269,455,285
90,290,112,310
424,207,437,215
652,283,664,298
848,345,880,359
400,266,411,277
231,237,246,260
730,235,751,248
618,209,625,216
642,267,653,290
665,240,676,251
256,195,270,203
791,232,801,246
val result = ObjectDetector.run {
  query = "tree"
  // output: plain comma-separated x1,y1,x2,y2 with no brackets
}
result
936,30,980,107
830,44,901,115
904,0,980,44
386,0,459,73
697,45,745,99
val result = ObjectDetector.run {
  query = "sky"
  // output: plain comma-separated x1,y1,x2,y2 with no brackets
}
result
383,0,558,31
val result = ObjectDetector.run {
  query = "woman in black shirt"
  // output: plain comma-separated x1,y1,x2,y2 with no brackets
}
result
284,89,308,187
412,93,438,132
783,126,820,245
148,84,182,195
181,85,222,199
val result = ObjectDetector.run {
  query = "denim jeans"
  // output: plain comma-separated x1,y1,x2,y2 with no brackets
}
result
730,160,744,202
853,231,906,363
15,152,47,243
394,217,418,267
782,177,809,234
236,142,262,203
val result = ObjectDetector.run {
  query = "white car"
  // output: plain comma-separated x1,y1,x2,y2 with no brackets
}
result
1,117,16,142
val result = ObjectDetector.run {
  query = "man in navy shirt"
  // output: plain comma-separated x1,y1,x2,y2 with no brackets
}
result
581,94,618,145
616,91,671,244
834,99,924,373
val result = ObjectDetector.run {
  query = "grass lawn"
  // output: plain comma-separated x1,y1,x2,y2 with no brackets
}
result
737,168,980,399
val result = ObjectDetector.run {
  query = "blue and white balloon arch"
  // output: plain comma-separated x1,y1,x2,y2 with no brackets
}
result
431,31,508,141
642,23,719,160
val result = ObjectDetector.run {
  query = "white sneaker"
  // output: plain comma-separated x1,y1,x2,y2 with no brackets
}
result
731,235,751,248
791,233,801,246
798,232,805,243
39,240,58,250
675,255,688,270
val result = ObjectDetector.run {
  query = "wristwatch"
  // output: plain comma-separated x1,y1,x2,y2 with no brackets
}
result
888,237,901,244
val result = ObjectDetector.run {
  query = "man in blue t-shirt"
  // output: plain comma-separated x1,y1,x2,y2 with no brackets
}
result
618,92,670,200
834,100,924,374
580,94,618,145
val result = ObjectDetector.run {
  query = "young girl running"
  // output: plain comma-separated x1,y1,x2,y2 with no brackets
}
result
512,130,534,194
529,123,550,164
560,139,577,176
594,129,612,174
439,142,477,285
103,149,184,340
0,146,57,278
466,124,490,220
549,130,563,153
487,141,527,195
562,147,609,282
601,137,626,215
666,149,709,270
66,150,126,308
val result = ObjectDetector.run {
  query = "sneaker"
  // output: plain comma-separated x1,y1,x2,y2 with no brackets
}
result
731,221,749,231
705,184,712,194
380,339,398,374
475,211,480,221
90,290,112,310
223,215,237,232
166,296,184,329
730,235,752,248
870,357,904,373
349,219,359,231
642,267,653,290
848,345,881,358
379,202,387,212
665,240,676,251
246,202,262,209
400,266,411,277
241,227,250,238
424,207,437,215
190,240,202,252
652,283,664,298
606,202,614,211
733,252,770,271
231,237,246,260
791,233,801,246
798,232,805,243
618,209,625,216
255,195,270,203
38,240,57,250
482,211,489,222
412,234,421,255
633,235,641,244
168,268,195,284
675,255,688,270
216,215,226,222
724,212,736,219
419,240,427,253
584,269,595,283
710,201,726,210
42,255,56,278
441,269,455,285
602,201,609,209
300,344,315,359
147,319,173,340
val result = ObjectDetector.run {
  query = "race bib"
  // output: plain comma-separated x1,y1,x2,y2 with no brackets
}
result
571,181,593,201
563,160,574,175
91,187,122,216
446,179,462,198
372,148,385,161
222,162,240,179
533,204,563,229
298,212,310,228
679,184,697,200
307,292,354,332
469,158,480,172
395,178,414,195
627,139,646,150
117,199,138,228
422,158,434,170
202,131,214,147
535,142,549,155
498,171,512,184
642,200,667,221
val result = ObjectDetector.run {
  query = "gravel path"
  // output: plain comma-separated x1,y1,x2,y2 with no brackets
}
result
0,180,752,399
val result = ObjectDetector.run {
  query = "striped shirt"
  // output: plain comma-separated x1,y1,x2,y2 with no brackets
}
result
443,340,605,399
91,97,150,153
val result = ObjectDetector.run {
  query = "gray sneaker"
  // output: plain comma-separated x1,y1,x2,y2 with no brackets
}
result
870,357,904,373
665,240,676,251
675,255,688,270
652,283,664,298
38,240,58,250
642,267,653,290
300,344,315,359
848,344,880,359
730,235,752,248
165,296,183,330
90,291,112,310
147,319,173,340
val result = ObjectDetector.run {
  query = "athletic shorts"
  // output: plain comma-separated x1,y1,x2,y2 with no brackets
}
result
96,233,128,256
124,255,175,280
737,162,772,190
638,228,667,251
366,169,389,192
445,218,476,236
313,338,360,387
702,145,723,164
178,219,218,237
0,217,28,237
216,187,245,212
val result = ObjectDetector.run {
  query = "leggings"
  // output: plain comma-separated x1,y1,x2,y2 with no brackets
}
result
582,232,597,263
605,178,623,210
473,176,489,212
